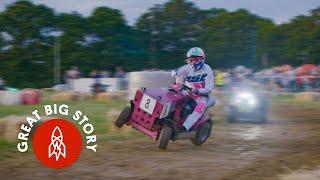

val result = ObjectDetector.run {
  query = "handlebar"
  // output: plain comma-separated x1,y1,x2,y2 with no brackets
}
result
169,83,201,98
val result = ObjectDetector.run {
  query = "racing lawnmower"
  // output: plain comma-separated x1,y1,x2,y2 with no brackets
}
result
227,88,268,123
115,84,215,149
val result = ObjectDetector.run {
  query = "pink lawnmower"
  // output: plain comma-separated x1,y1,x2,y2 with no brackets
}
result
115,84,215,149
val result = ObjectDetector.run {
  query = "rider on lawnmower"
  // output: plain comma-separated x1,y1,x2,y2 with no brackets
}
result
171,47,215,133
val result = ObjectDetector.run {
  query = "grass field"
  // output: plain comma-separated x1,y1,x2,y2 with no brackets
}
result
1,92,320,179
0,91,319,158
0,91,128,133
0,91,130,158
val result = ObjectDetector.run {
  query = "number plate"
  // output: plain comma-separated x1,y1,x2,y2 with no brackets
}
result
139,94,157,115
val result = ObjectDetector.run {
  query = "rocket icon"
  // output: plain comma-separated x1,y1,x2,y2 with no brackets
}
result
48,126,66,161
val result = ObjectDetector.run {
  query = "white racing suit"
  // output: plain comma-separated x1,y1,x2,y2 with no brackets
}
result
172,64,215,130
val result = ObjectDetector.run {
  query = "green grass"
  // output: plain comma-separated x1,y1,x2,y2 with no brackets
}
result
1,92,319,134
0,92,130,157
0,91,319,158
0,99,127,134
0,139,18,160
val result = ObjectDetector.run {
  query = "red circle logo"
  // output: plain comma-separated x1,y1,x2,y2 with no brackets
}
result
32,118,82,169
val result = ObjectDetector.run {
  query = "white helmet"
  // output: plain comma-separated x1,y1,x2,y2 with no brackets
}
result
186,47,205,71
186,47,205,58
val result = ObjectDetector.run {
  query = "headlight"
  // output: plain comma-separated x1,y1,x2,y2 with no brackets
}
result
233,92,257,106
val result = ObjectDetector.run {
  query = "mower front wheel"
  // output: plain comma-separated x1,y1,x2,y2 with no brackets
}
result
158,126,172,150
114,106,132,128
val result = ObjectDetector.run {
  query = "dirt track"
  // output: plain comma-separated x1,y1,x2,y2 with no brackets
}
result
0,102,320,180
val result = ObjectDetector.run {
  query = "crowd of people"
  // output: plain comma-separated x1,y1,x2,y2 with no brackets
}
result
215,64,320,93
27,64,320,93
64,66,126,81
63,66,127,94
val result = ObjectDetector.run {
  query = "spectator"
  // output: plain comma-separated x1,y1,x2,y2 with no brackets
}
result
114,66,125,78
100,71,111,78
89,70,106,94
0,78,5,90
215,70,224,90
287,68,296,92
89,70,101,79
66,66,81,79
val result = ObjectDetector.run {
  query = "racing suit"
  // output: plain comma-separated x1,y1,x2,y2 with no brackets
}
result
173,64,215,130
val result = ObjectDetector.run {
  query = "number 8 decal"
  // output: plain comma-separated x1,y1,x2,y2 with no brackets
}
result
145,99,150,108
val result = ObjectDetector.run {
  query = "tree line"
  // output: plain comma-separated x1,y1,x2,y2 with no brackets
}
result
0,0,319,88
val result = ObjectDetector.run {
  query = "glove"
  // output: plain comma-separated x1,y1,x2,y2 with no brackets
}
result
192,88,199,94
171,70,177,78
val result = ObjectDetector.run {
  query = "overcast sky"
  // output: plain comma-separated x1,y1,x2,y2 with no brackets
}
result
1,0,319,25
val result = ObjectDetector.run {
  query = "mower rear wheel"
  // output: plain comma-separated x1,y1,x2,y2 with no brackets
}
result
114,106,132,128
191,121,212,146
158,126,172,150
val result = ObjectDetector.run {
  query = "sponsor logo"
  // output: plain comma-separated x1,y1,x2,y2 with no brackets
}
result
17,104,97,169
185,74,207,82
48,126,66,161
